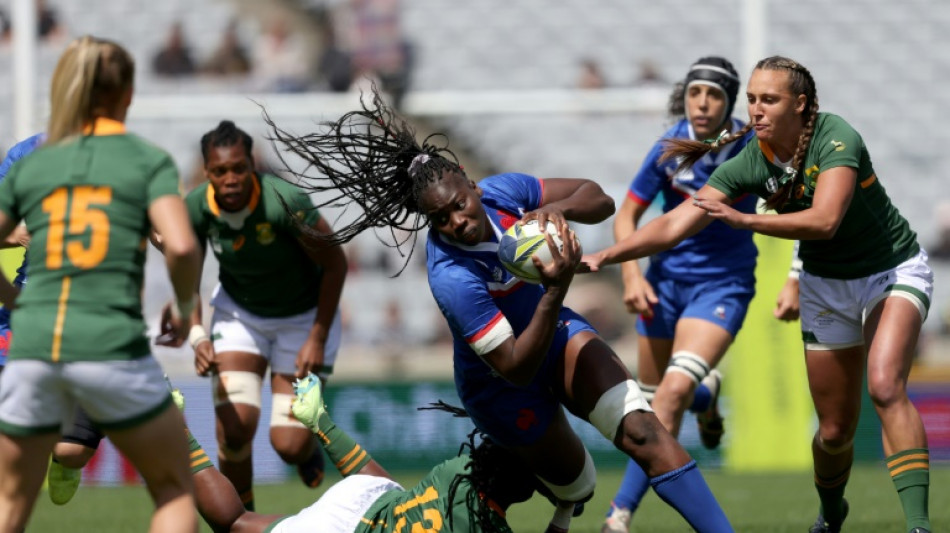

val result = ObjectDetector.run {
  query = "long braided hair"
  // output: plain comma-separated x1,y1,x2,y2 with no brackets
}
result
661,56,819,211
264,85,464,272
421,402,536,533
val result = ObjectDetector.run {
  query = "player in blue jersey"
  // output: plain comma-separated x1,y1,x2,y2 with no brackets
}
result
264,86,734,533
602,56,763,533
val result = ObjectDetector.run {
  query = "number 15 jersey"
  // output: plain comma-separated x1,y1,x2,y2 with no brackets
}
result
0,119,180,363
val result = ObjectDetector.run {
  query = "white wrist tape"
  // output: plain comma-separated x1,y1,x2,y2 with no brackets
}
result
188,325,210,349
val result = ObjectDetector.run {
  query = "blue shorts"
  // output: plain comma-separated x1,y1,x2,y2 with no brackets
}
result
636,269,755,339
455,311,595,447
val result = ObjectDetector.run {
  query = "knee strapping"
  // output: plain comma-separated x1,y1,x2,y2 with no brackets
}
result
213,371,263,408
270,393,307,429
539,448,596,503
637,380,657,405
815,432,854,455
589,380,653,442
666,351,710,385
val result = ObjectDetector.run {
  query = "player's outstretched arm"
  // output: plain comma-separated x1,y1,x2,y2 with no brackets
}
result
291,374,391,479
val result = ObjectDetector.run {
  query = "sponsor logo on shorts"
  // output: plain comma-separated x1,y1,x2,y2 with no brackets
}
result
516,408,538,431
714,305,727,320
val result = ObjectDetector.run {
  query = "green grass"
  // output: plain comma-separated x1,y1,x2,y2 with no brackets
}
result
28,466,949,532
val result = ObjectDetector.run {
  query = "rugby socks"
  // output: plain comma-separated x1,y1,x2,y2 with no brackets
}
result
689,383,713,413
887,448,931,532
611,459,651,512
814,466,850,525
650,460,733,532
184,429,214,475
313,406,373,477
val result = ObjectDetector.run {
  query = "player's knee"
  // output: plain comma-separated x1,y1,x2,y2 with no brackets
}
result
665,351,709,390
213,371,263,410
866,371,905,409
218,441,253,463
589,380,653,442
538,448,596,504
53,442,96,469
814,430,853,455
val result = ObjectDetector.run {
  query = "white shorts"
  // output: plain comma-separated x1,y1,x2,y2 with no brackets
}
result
269,475,402,533
209,285,342,376
799,249,933,350
0,356,170,436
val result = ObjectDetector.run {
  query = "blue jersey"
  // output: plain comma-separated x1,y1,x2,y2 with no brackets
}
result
0,133,43,365
628,118,757,282
426,173,593,408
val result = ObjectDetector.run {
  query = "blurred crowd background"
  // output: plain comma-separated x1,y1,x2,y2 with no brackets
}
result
2,0,949,479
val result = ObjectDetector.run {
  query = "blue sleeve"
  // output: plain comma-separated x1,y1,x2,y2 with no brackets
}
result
628,141,667,205
0,133,44,184
429,259,502,344
481,173,543,212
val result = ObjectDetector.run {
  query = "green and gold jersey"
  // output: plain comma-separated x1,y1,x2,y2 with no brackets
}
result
708,113,918,279
355,456,513,533
186,173,322,317
0,120,180,362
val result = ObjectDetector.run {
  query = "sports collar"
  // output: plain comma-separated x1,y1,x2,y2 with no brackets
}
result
82,117,126,136
206,173,261,218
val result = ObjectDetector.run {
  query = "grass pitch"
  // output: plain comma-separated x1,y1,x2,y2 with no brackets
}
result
28,465,949,532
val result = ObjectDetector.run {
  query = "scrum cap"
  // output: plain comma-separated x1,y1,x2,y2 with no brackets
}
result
685,56,740,122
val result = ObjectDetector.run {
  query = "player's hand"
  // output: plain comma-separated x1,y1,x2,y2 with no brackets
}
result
534,222,580,289
692,195,750,229
156,301,191,347
193,340,217,376
622,275,657,317
774,276,800,321
295,336,326,379
521,206,567,233
577,250,607,273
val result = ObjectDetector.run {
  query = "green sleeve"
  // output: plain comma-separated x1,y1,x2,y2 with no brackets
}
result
812,114,863,171
0,168,19,222
707,148,756,200
184,187,207,241
146,154,181,205
274,179,321,231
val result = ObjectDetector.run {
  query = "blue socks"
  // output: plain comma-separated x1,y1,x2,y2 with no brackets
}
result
690,382,713,413
651,460,733,533
611,458,651,511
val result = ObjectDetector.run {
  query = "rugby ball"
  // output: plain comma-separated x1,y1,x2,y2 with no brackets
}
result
498,220,576,284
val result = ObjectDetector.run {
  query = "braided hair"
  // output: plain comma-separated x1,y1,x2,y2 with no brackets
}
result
660,56,819,211
421,403,536,533
264,85,464,272
200,120,254,165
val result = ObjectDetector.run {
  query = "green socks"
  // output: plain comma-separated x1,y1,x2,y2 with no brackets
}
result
314,408,373,476
887,448,930,532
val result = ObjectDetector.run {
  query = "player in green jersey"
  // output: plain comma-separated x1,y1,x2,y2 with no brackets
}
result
0,36,202,532
583,56,933,533
160,120,348,512
184,373,549,533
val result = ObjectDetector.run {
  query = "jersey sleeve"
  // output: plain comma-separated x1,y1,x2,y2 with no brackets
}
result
706,147,757,200
627,141,666,206
0,135,43,221
813,115,863,172
184,187,209,244
0,168,19,221
279,185,321,231
429,261,513,356
485,173,543,212
146,154,182,205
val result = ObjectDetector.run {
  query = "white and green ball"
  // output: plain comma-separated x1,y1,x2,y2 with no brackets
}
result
498,220,576,284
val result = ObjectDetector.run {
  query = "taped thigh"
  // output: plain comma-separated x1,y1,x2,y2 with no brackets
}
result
270,392,307,429
589,380,653,442
212,371,263,408
666,351,710,385
538,448,596,503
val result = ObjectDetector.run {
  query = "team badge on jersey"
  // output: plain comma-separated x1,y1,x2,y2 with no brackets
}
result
830,140,845,152
256,223,275,245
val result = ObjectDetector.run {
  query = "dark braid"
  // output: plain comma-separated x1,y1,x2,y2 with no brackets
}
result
200,120,254,164
423,402,533,533
658,122,754,173
263,85,463,272
758,56,819,210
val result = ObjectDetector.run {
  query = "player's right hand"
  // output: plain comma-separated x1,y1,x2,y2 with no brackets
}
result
534,223,580,289
622,276,657,317
193,341,217,377
156,301,191,347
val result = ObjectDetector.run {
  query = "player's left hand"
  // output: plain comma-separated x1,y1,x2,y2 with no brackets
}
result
295,337,326,379
156,301,190,347
774,276,801,321
692,196,749,229
521,206,568,232
534,222,580,289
